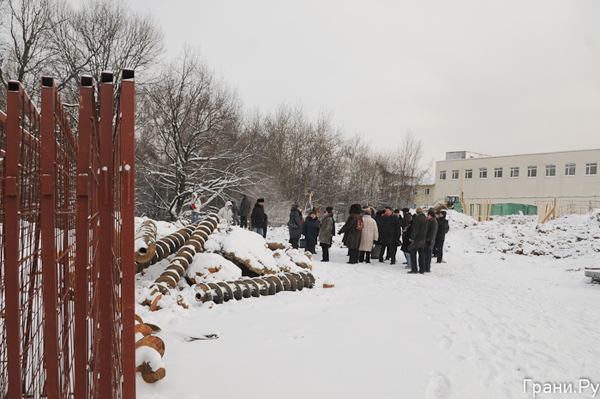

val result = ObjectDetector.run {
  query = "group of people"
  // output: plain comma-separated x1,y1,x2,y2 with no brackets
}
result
285,202,449,273
339,204,449,273
201,193,450,274
206,193,268,238
287,203,336,262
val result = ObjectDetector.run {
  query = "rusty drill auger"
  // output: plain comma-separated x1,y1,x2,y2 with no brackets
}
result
194,271,316,304
153,213,220,293
137,220,201,271
135,220,158,271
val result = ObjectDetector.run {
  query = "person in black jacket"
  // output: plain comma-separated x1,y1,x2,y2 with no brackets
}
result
378,207,399,264
408,207,428,274
302,210,320,254
424,209,438,273
288,203,303,249
434,210,450,263
239,195,251,229
250,198,265,236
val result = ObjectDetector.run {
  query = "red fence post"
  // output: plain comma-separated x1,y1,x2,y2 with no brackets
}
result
76,75,94,399
98,71,115,398
119,69,136,398
5,82,24,399
41,76,60,399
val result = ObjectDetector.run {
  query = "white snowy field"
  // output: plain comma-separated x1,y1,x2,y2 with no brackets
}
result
136,211,600,399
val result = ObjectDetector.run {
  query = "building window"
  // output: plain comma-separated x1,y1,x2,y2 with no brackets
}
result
439,170,446,180
510,167,519,178
479,167,487,179
451,170,459,180
465,169,473,180
424,188,430,195
527,166,537,178
413,188,418,195
565,163,576,176
586,163,597,176
546,164,556,177
494,167,503,178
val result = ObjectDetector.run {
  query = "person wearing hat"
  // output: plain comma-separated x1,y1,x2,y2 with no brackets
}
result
250,198,266,236
318,207,335,262
338,204,363,264
408,207,428,274
434,210,449,263
302,210,320,254
189,192,202,223
288,202,304,249
218,201,234,224
424,209,438,272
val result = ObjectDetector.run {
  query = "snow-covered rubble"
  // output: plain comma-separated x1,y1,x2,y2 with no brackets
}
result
447,209,600,259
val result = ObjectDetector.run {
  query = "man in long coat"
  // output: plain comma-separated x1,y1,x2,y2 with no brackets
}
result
339,204,363,264
358,208,379,263
408,207,428,274
424,209,438,273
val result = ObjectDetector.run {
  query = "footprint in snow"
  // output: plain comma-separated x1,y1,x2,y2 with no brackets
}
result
425,373,452,399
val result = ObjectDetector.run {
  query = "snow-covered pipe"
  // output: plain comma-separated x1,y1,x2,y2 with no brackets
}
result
138,220,203,271
135,220,157,270
153,214,220,292
194,271,315,304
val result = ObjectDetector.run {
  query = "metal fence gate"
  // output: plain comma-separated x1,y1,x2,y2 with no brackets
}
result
0,70,136,399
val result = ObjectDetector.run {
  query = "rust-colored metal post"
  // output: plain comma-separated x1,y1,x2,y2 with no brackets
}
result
119,69,136,398
5,81,23,399
98,71,115,398
40,76,60,399
75,75,94,399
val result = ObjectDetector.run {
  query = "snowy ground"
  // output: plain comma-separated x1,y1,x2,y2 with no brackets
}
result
136,211,600,399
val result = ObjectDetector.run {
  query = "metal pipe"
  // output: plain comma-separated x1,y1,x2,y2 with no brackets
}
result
194,271,315,304
135,220,157,271
153,214,220,292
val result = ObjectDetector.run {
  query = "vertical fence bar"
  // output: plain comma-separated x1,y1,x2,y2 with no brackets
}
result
4,81,23,399
41,76,60,399
0,110,7,399
75,75,93,399
119,69,136,398
4,80,44,398
98,71,115,398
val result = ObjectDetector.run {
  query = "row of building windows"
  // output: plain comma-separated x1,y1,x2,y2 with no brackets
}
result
439,163,597,181
413,187,431,196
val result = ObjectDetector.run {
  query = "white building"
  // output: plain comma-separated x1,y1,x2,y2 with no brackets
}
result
434,149,600,214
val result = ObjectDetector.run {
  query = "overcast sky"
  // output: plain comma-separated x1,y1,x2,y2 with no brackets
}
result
120,0,600,169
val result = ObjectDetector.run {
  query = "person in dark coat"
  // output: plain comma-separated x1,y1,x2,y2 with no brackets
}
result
338,204,363,264
424,209,438,273
401,208,412,266
401,216,413,269
378,207,399,264
318,207,335,262
230,200,239,225
288,203,304,249
434,210,449,263
408,207,428,274
302,210,320,254
250,198,265,236
239,195,251,229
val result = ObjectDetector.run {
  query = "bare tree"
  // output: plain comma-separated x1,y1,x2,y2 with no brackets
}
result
0,0,55,103
47,0,164,103
136,48,257,220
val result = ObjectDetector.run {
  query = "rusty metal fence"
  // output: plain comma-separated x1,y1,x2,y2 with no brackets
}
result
0,70,136,399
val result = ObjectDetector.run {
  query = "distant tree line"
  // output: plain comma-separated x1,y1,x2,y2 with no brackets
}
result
0,0,430,224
